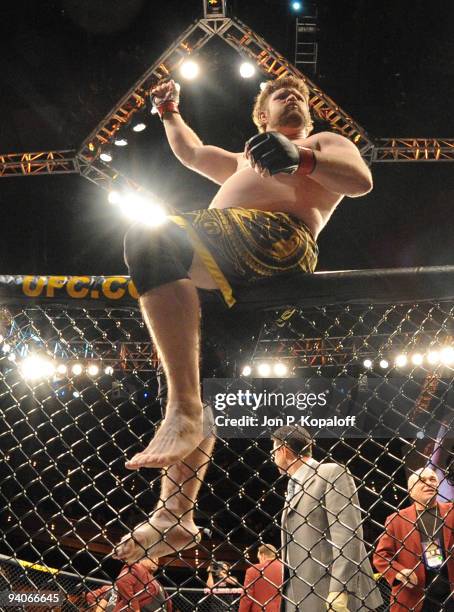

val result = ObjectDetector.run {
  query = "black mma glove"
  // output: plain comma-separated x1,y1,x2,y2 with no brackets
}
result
245,131,301,175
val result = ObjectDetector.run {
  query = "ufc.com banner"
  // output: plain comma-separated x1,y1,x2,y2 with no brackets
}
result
203,378,453,438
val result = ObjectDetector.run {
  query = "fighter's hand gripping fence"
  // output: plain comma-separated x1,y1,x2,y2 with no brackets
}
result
1,268,454,611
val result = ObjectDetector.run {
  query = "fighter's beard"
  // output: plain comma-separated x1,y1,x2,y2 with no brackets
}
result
277,108,306,129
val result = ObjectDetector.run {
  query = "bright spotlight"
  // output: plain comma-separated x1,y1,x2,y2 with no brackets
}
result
71,363,83,376
257,363,271,377
395,354,407,367
242,365,252,376
104,366,114,376
180,60,200,80
291,0,303,11
108,191,122,205
87,364,99,377
7,353,16,362
411,353,423,366
363,359,373,369
440,346,454,365
2,343,11,354
57,364,67,375
73,391,80,399
427,351,440,365
20,356,55,380
274,362,288,376
239,62,256,78
379,359,389,369
100,150,113,163
114,137,128,147
132,122,147,133
118,193,167,227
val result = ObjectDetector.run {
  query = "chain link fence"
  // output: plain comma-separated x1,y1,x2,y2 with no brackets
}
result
0,274,453,610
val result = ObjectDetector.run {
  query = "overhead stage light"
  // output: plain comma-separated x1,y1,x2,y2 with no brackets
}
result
100,150,113,163
104,366,114,376
411,353,423,366
87,364,99,377
239,62,256,78
427,351,440,365
395,354,407,367
119,193,167,227
132,122,147,133
180,60,200,80
274,362,288,376
440,346,454,365
257,363,271,377
71,363,83,376
363,359,373,369
291,1,303,11
108,190,122,205
114,137,128,147
379,359,389,369
57,364,67,375
20,356,55,381
242,365,252,376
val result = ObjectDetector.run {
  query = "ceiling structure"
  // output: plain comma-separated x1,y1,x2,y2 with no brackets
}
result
2,0,454,196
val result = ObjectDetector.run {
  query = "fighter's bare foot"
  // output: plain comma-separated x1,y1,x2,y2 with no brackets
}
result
113,510,201,563
125,401,204,469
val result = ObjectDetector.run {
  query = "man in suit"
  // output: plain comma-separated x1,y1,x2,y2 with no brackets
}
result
271,425,382,611
374,467,454,611
239,544,283,612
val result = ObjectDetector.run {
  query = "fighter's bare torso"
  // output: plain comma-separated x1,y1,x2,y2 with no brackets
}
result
209,133,343,240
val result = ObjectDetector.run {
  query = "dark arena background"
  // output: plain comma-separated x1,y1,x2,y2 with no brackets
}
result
1,1,454,611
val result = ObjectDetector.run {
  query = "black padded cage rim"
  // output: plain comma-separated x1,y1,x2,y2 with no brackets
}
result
0,266,453,309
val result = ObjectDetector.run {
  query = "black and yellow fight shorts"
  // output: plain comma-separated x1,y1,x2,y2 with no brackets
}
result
124,207,318,308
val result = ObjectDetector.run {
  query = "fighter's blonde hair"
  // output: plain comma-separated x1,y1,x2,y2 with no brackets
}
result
252,76,313,134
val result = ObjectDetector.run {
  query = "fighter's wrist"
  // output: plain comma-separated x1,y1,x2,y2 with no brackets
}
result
157,100,180,120
295,146,316,175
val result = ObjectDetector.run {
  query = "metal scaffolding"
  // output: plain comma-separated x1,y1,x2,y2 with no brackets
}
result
1,2,453,192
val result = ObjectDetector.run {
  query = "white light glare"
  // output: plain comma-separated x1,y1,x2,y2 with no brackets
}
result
108,190,122,205
2,343,11,354
427,351,440,365
87,364,99,377
379,359,389,369
7,353,16,362
114,138,128,147
395,354,407,367
57,364,68,375
239,62,256,78
241,365,252,376
259,82,267,92
257,363,271,377
291,1,302,11
132,122,147,133
100,151,113,163
363,359,373,369
411,353,423,366
180,60,200,80
71,363,83,376
440,346,454,365
274,362,288,376
20,356,55,381
119,193,167,227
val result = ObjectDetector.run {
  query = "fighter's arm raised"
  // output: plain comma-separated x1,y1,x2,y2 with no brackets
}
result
151,79,239,185
163,113,239,184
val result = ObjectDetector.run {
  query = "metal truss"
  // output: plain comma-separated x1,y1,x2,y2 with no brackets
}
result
372,138,454,162
0,150,79,177
2,5,454,187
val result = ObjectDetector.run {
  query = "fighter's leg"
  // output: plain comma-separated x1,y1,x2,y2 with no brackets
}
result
123,223,216,468
114,434,215,562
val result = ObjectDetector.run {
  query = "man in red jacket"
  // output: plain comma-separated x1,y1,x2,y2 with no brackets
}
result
239,544,283,612
374,467,454,611
86,557,171,611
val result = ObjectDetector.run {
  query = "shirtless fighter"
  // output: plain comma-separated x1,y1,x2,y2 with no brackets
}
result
114,76,372,563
